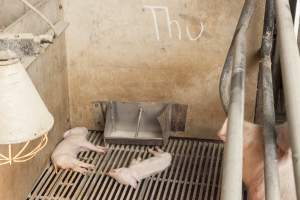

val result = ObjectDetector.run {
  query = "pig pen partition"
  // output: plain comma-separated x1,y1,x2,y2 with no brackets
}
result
219,0,300,199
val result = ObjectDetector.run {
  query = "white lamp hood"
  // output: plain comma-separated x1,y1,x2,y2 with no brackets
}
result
0,50,54,144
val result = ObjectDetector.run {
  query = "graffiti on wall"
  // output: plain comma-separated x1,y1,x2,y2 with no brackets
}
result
143,5,204,41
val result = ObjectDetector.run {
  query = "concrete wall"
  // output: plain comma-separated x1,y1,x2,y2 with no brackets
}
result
0,1,70,199
0,0,38,29
64,0,264,138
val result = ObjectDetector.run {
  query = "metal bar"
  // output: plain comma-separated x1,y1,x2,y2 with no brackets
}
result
127,147,148,200
160,139,184,200
220,35,245,200
27,135,224,200
65,132,104,199
149,140,174,200
154,140,176,199
135,106,143,138
172,140,193,200
289,0,300,35
106,147,131,200
275,0,300,198
260,0,281,199
90,144,124,199
119,148,141,200
220,1,256,199
75,143,111,199
48,133,98,198
167,140,189,200
198,143,214,199
19,0,57,36
110,101,116,132
219,0,257,113
101,147,130,200
204,144,217,199
191,142,208,200
210,144,223,200
28,163,52,198
272,0,299,123
136,146,154,200
179,141,197,200
185,141,202,199
83,144,120,199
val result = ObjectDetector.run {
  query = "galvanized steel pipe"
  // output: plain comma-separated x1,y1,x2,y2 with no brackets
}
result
275,0,300,198
220,31,245,200
261,0,281,199
220,1,256,199
219,0,257,114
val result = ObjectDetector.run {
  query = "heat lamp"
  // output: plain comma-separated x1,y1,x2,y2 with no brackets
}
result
0,50,54,165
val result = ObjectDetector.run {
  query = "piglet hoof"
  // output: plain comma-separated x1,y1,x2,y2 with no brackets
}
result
148,148,161,155
147,148,155,154
96,145,109,153
136,157,142,162
74,167,89,175
155,146,164,153
80,162,96,170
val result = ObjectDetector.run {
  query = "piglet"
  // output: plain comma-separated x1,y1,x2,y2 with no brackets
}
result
217,119,296,200
107,147,172,188
51,127,108,174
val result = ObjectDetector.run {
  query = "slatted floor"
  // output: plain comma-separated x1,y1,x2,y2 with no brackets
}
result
27,131,224,200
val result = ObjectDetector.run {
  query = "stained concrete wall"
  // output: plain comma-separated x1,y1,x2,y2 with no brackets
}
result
64,0,264,138
0,1,70,199
0,0,38,29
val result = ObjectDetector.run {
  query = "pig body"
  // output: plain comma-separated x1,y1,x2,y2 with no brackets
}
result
51,127,108,174
107,147,172,188
218,119,296,200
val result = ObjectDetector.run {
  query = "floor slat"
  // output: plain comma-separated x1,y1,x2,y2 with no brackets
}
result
27,131,224,200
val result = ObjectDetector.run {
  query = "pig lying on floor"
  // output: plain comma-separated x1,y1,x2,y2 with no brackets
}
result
217,119,296,200
107,147,172,188
51,127,108,174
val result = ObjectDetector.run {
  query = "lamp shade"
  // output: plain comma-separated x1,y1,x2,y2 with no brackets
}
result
0,50,54,144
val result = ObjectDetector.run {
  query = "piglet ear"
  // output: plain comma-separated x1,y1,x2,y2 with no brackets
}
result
63,129,72,138
217,118,228,142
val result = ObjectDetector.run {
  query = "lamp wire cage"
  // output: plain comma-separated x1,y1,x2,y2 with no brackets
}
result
0,134,48,166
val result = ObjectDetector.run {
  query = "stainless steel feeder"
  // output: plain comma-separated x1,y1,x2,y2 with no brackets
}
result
104,101,172,145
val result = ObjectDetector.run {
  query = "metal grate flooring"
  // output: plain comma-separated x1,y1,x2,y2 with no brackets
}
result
27,131,224,200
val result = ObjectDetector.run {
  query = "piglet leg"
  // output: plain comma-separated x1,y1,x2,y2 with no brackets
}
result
130,157,142,166
73,166,88,174
148,147,163,156
81,141,108,154
155,147,164,153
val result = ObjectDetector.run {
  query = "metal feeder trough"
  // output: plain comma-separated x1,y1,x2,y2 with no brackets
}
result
104,101,172,146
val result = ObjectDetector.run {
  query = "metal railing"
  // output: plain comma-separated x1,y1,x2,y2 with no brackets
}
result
219,0,256,199
260,0,281,199
220,0,300,199
275,0,300,198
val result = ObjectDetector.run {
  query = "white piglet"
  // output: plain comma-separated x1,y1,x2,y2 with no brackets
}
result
107,147,172,188
51,127,108,174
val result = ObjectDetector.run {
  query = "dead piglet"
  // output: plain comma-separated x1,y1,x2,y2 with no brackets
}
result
51,127,108,174
107,147,172,188
217,119,296,200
